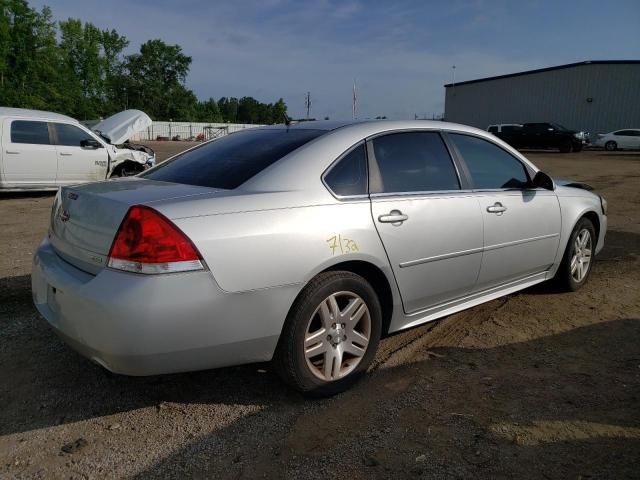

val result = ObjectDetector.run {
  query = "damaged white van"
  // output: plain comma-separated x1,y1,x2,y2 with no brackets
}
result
0,107,155,191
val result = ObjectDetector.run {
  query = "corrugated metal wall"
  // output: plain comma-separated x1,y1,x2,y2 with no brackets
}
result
444,63,640,134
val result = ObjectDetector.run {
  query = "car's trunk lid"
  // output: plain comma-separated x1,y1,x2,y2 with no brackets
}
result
50,178,220,274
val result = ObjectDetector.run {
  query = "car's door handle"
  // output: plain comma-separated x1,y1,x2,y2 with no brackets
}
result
487,202,507,215
378,210,408,225
59,152,73,156
5,150,19,154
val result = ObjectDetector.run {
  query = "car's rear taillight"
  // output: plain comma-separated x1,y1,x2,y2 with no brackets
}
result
107,205,204,274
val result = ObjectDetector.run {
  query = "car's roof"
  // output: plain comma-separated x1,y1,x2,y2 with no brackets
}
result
0,107,78,123
253,119,485,134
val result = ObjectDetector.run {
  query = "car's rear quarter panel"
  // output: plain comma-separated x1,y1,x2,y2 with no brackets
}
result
170,200,392,293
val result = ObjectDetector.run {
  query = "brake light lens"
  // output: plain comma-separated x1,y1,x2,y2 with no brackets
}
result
107,205,204,274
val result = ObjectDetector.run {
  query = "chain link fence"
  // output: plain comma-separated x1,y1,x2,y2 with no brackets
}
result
129,122,264,142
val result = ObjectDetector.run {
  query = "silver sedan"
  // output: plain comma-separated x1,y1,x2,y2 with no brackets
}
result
32,120,607,396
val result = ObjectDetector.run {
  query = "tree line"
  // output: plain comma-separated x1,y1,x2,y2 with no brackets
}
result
0,0,288,123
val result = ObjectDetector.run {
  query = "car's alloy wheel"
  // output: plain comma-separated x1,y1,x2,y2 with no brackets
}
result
555,217,596,291
605,141,617,151
570,229,592,283
304,291,371,381
275,271,382,396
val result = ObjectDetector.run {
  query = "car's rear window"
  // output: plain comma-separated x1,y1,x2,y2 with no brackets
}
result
141,128,326,189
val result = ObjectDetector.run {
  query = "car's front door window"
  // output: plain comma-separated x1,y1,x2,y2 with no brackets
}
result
448,133,529,190
53,123,95,147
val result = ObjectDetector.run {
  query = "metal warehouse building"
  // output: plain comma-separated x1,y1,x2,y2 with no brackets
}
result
444,60,640,135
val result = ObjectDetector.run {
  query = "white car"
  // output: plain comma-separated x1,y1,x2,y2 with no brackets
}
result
594,129,640,151
0,108,155,191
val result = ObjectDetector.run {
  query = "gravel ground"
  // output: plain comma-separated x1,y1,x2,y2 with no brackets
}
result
1,145,639,479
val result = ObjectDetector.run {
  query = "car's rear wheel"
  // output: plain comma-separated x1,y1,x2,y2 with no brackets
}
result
605,141,617,151
274,271,382,396
555,217,596,291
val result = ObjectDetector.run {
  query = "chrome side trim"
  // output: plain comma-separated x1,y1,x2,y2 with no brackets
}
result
484,232,560,252
399,246,483,268
398,232,559,269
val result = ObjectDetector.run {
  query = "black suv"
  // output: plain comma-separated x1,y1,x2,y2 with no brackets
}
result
495,122,582,153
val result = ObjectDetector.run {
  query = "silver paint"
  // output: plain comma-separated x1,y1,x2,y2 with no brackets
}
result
32,120,607,376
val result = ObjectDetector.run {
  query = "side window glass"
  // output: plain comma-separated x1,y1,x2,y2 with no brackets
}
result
324,143,367,196
10,120,50,145
54,123,94,147
449,133,530,189
488,126,498,133
371,132,459,193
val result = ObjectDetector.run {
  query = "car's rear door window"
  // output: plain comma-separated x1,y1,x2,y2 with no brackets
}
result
370,131,459,194
10,120,51,145
449,133,530,189
142,128,326,189
324,143,367,196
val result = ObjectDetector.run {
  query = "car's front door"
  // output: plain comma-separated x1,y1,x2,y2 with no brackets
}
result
52,122,107,185
2,119,57,187
616,130,640,149
368,131,483,314
447,133,562,290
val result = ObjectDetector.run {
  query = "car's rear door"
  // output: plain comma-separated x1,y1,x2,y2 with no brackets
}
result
52,122,107,185
1,119,57,187
447,132,561,291
368,130,483,314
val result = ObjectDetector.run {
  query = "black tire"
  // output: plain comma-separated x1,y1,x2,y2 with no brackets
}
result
554,217,596,292
112,163,144,178
605,141,617,152
274,271,382,397
559,139,572,153
573,142,583,152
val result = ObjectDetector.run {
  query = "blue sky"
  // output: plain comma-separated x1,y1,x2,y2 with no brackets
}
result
31,0,640,119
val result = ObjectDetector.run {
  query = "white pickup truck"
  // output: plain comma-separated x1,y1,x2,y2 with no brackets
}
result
0,107,155,191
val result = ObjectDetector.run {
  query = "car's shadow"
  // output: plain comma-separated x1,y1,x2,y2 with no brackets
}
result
2,229,639,436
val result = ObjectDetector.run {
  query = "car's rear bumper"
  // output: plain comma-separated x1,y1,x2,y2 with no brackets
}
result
31,239,295,375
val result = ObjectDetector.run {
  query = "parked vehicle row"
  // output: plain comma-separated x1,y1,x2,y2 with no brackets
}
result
0,108,155,191
487,122,583,153
488,122,640,152
32,120,607,396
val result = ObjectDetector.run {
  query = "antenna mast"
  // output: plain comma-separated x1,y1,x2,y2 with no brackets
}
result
305,92,311,119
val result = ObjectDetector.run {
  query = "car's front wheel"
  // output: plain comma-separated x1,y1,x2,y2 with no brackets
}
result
274,271,382,396
555,217,596,291
605,140,617,151
559,139,572,153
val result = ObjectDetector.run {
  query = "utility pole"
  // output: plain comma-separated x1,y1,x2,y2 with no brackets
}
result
352,80,357,120
305,92,311,119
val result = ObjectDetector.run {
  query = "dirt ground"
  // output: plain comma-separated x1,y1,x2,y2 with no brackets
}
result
1,144,639,479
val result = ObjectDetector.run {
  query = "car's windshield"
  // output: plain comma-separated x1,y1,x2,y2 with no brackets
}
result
550,122,569,131
141,128,326,189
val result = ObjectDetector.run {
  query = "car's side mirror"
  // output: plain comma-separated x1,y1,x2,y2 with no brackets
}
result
532,171,555,190
80,139,103,149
